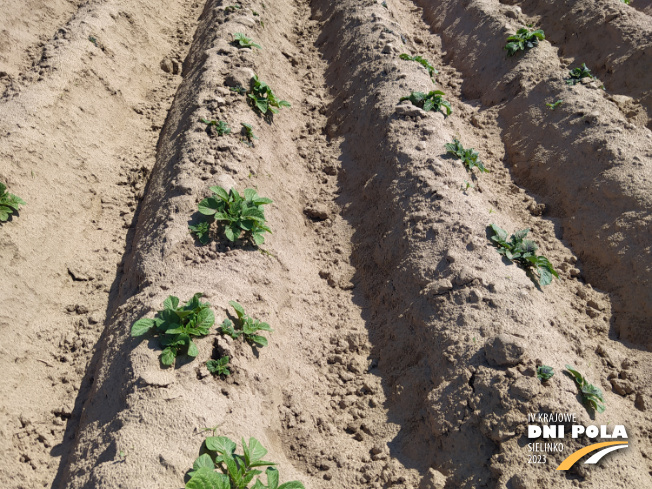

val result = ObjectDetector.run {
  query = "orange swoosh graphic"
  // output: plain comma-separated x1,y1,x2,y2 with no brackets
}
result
556,441,628,470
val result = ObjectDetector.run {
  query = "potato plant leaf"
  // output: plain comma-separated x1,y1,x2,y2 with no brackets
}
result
193,436,303,489
191,186,272,246
537,365,554,381
489,225,559,286
233,32,261,49
565,365,606,413
505,28,545,56
130,294,215,367
0,182,26,222
399,53,438,78
219,302,273,348
445,138,489,173
247,75,290,116
399,90,451,116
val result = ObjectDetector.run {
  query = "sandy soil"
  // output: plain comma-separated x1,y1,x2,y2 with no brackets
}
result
0,0,650,488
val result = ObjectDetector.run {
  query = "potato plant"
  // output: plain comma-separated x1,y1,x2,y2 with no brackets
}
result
201,118,231,136
131,294,215,366
445,139,489,173
537,366,554,382
505,28,545,56
240,123,258,145
248,75,291,115
220,301,272,347
207,356,231,376
186,436,304,489
399,53,438,78
489,224,559,286
232,33,261,49
0,182,25,222
192,186,272,246
566,63,594,85
565,365,606,413
400,90,451,116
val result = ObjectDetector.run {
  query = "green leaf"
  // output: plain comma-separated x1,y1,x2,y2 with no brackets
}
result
244,438,268,465
186,469,230,489
131,318,155,336
265,467,279,489
278,482,306,489
229,301,246,319
490,224,508,243
244,188,258,201
205,436,237,455
194,454,216,471
163,296,180,310
248,335,268,347
253,197,273,205
161,347,176,366
537,365,554,381
198,197,221,216
538,266,553,286
196,308,215,332
188,340,199,357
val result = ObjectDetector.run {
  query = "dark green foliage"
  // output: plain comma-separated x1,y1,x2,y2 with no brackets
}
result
0,182,26,222
399,90,451,115
189,221,211,245
505,28,545,56
201,118,231,136
489,224,559,286
399,53,438,78
207,356,231,376
131,294,215,367
230,86,248,95
233,33,261,49
566,365,606,413
445,139,489,173
537,365,554,381
220,301,272,348
186,436,305,489
248,75,291,115
194,186,272,245
566,63,594,85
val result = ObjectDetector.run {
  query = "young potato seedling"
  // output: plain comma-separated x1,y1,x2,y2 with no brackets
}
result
201,118,231,136
489,224,559,286
537,365,554,382
546,100,563,110
400,90,451,116
240,123,258,145
207,356,231,376
399,53,438,78
194,186,272,245
565,365,606,413
621,0,630,4
505,28,545,56
566,63,594,85
220,301,272,347
0,182,26,222
186,436,305,489
232,33,261,49
230,86,248,95
248,75,291,115
445,139,489,173
131,294,215,367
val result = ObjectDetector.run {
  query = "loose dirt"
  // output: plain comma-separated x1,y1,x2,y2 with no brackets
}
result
0,0,651,488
